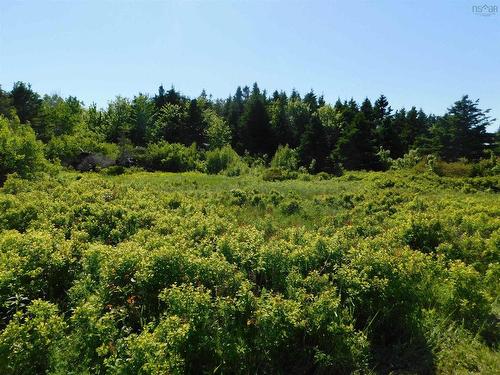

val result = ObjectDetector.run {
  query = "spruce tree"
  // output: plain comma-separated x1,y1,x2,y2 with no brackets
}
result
130,94,155,146
430,95,493,160
239,83,274,155
10,81,42,125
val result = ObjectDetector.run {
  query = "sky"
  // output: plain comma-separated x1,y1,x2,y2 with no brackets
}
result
0,0,499,130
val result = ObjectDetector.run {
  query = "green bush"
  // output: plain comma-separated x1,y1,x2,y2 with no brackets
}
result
139,142,200,172
0,169,497,373
435,161,473,177
391,149,422,170
101,165,126,176
0,116,47,183
262,167,298,181
205,145,247,176
271,144,299,171
471,153,500,177
45,131,118,166
0,300,66,375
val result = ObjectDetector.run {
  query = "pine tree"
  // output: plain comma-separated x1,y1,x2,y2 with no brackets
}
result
0,86,14,119
226,87,245,151
360,98,373,120
374,95,403,156
333,109,378,170
269,91,291,148
401,106,428,152
154,85,167,109
185,99,205,145
303,90,318,112
130,94,155,146
240,83,274,155
10,81,42,125
430,95,493,160
298,113,329,172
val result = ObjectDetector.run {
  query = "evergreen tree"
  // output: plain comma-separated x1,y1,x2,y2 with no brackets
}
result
298,113,329,172
269,91,292,148
165,86,182,106
429,95,493,160
0,86,14,119
318,104,342,157
389,109,406,158
303,90,319,112
240,83,274,155
130,94,155,146
287,98,311,148
401,107,429,152
360,98,373,120
333,111,378,170
10,81,42,125
374,95,402,156
226,87,245,151
153,85,167,109
185,99,205,145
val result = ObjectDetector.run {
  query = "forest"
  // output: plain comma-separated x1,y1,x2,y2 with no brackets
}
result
0,81,498,182
0,81,499,374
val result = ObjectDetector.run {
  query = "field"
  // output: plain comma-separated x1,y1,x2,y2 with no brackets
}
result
0,170,499,374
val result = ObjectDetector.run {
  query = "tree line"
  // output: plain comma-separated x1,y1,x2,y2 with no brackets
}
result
0,81,498,174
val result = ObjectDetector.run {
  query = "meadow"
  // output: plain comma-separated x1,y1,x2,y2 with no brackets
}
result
0,169,498,374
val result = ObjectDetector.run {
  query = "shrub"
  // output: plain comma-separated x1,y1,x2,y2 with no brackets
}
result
471,153,500,177
271,145,299,171
402,219,446,253
0,231,77,310
45,131,118,166
205,145,247,176
391,149,422,170
139,142,200,172
315,171,333,180
0,116,47,183
433,160,473,177
0,300,66,375
0,196,38,231
101,165,126,176
280,198,301,215
262,167,298,181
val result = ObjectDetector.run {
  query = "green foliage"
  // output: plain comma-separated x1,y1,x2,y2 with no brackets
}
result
0,133,499,373
45,128,119,165
471,153,500,176
205,145,247,176
0,116,47,182
10,81,41,125
0,300,66,375
130,93,155,146
271,144,299,171
262,167,298,181
429,95,493,161
239,83,274,155
0,81,497,373
147,103,186,145
139,142,200,172
433,160,474,177
390,148,422,170
203,108,231,149
2,82,498,175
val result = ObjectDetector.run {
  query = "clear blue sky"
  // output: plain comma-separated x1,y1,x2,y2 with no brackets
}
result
1,0,498,130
